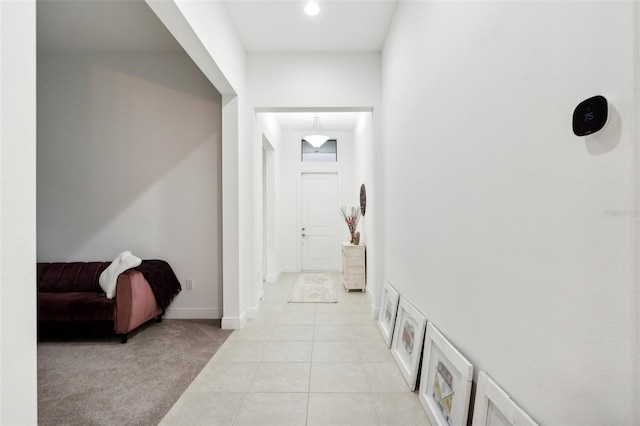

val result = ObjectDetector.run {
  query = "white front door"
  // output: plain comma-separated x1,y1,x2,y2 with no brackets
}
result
300,173,339,271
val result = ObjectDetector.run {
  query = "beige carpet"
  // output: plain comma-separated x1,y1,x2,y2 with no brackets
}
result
288,272,338,303
37,319,232,426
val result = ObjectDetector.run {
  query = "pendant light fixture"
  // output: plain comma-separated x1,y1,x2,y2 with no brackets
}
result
303,113,330,148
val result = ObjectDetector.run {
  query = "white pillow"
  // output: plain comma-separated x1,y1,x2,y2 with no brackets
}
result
99,251,142,299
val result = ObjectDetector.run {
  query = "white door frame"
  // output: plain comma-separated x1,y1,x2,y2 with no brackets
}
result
298,170,341,271
262,136,278,283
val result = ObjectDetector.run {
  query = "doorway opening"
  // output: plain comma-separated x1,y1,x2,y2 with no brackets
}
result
255,108,374,285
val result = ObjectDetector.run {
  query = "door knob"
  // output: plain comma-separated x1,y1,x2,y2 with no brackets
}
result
302,233,306,237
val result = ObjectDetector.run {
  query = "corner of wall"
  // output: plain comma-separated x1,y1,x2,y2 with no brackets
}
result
221,310,248,330
0,1,38,424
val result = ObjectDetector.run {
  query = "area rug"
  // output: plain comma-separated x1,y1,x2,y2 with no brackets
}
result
288,273,338,303
37,319,232,426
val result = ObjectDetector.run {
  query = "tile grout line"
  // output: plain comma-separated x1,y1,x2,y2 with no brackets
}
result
307,317,315,426
170,272,418,425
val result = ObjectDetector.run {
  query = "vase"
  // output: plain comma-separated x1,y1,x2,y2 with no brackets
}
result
351,231,360,245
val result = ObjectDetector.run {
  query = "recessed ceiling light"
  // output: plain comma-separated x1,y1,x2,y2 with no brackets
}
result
304,1,320,16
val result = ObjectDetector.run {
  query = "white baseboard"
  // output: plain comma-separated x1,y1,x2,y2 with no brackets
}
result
247,304,259,320
164,307,220,319
371,303,380,320
265,271,281,283
221,310,248,330
248,288,266,319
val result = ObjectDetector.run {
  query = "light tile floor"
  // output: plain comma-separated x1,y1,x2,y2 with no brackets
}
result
160,272,431,426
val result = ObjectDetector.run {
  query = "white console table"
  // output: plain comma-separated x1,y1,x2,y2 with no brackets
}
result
342,242,365,292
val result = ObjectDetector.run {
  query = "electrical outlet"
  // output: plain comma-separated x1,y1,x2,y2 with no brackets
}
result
185,279,193,290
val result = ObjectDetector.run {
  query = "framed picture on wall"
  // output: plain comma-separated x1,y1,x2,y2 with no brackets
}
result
418,323,473,426
390,297,427,390
377,281,400,348
471,371,538,426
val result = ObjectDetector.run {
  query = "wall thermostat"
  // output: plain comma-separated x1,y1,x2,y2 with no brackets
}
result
573,95,608,136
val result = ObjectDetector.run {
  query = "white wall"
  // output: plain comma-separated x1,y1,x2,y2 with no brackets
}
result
257,113,282,285
170,0,252,326
148,0,250,329
37,53,223,319
0,1,38,423
382,2,638,424
259,113,282,152
353,112,377,307
248,53,380,109
171,0,245,96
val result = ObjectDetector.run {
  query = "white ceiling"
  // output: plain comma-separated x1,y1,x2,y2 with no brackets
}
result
37,0,391,131
224,0,399,53
37,0,184,54
37,0,398,54
271,111,364,133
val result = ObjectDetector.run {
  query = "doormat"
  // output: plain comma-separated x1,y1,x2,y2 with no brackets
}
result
288,273,338,303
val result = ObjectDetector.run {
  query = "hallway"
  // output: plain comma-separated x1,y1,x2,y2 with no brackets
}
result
160,272,431,425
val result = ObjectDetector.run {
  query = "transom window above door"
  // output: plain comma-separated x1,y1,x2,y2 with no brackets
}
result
301,139,337,162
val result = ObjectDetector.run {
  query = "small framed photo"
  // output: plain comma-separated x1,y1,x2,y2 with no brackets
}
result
390,297,427,390
471,371,538,426
377,281,400,348
419,323,473,426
